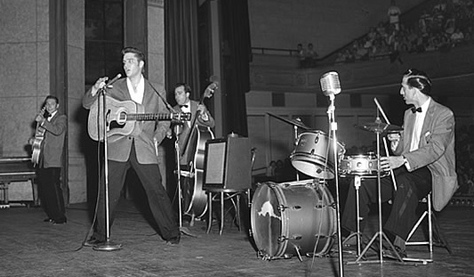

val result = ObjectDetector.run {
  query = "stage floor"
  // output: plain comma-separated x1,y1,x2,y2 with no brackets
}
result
1,197,473,277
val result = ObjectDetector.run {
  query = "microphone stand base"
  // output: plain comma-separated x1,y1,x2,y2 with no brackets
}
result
93,241,123,252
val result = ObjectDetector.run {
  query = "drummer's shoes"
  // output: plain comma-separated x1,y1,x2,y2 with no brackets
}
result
383,245,407,260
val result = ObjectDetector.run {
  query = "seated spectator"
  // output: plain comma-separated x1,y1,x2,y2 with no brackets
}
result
296,43,307,68
305,43,318,67
451,28,465,46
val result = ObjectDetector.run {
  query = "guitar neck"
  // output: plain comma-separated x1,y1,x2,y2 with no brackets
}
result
126,113,173,121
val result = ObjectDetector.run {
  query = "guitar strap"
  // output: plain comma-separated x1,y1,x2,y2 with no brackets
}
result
147,80,177,113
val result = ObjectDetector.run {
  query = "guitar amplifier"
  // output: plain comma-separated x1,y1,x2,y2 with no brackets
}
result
203,136,251,190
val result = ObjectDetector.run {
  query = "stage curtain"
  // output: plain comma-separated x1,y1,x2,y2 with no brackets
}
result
164,0,200,100
221,0,251,136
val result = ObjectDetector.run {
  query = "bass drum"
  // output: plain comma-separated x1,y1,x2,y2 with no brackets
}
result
250,180,336,260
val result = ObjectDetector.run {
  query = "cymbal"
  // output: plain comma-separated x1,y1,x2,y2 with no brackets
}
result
267,112,311,130
355,121,403,133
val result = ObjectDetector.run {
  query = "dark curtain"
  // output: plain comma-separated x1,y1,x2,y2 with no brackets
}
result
164,0,200,102
221,0,251,136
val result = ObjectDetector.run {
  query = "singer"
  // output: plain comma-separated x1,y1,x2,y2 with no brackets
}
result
341,68,457,259
82,47,180,246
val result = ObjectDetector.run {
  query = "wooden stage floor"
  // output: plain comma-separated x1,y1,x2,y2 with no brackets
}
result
1,197,473,277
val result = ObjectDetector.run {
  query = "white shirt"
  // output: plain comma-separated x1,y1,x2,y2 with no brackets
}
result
127,75,145,104
47,110,57,122
180,101,191,127
410,97,431,152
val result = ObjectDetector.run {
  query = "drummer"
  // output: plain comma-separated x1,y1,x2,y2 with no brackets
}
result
341,68,457,259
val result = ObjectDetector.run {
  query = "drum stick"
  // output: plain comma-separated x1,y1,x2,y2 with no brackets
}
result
383,137,397,191
374,98,391,124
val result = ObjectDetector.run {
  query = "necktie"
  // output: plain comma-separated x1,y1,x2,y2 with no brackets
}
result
411,107,422,113
180,104,188,108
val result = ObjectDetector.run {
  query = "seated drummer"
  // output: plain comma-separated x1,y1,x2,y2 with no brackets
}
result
341,68,457,259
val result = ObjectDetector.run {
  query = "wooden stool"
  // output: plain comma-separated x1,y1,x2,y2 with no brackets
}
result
404,192,452,263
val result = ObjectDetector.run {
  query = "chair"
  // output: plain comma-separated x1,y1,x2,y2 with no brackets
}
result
403,192,452,263
203,140,255,235
205,187,249,235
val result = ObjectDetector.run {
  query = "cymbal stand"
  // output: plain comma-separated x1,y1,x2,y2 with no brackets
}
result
94,87,122,251
293,123,300,181
352,116,403,264
326,94,344,277
172,124,197,238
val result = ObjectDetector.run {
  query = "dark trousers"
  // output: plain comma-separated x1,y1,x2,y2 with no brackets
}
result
93,145,179,241
37,167,66,222
341,166,432,240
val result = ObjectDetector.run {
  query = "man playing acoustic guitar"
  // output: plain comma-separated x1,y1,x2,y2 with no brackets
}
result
82,47,180,246
29,95,68,225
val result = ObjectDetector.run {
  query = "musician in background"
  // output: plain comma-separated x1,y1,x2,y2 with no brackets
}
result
82,47,180,246
341,68,457,258
30,95,67,224
171,83,215,165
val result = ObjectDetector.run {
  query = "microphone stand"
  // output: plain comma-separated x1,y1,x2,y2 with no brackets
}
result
172,123,197,238
94,86,122,251
326,94,344,277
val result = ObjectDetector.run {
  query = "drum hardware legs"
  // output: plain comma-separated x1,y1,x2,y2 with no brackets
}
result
349,122,403,265
294,245,303,262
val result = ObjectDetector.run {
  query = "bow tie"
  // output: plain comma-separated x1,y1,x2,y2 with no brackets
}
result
411,107,422,113
179,104,188,108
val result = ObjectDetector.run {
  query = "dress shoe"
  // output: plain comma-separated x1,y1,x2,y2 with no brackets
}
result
166,235,181,245
383,246,407,260
43,218,54,223
52,219,67,225
83,237,105,247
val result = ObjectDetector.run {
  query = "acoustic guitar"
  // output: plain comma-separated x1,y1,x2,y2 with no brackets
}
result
31,107,47,166
88,95,191,141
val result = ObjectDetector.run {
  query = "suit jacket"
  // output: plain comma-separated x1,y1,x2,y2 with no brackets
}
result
174,100,215,165
82,78,170,164
393,99,458,211
41,113,67,168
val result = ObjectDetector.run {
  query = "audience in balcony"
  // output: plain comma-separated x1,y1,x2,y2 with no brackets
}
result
305,43,319,67
388,0,402,31
296,42,319,68
296,43,306,68
334,0,474,65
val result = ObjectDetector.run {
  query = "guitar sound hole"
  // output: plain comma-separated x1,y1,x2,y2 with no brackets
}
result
109,121,125,130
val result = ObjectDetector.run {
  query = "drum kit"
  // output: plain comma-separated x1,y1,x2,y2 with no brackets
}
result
251,111,403,261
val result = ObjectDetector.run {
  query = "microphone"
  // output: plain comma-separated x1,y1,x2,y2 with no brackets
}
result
106,74,122,88
320,71,341,96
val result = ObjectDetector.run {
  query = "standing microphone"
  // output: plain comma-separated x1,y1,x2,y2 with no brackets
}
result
106,74,122,88
320,71,341,96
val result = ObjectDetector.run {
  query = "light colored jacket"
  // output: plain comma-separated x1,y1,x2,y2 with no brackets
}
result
394,99,458,211
82,78,169,164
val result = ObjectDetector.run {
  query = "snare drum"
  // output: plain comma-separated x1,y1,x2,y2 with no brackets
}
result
339,154,389,177
250,180,336,260
290,130,345,180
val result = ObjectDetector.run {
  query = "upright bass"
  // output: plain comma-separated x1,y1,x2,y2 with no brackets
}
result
181,82,218,218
